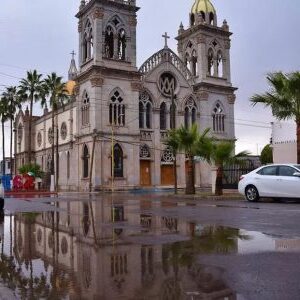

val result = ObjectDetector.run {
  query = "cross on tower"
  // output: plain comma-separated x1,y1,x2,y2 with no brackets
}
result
162,32,170,48
70,50,76,60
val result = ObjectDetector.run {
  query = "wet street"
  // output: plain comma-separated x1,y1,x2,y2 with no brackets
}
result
1,194,300,300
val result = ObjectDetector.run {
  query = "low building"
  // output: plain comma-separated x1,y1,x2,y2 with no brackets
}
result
271,121,297,163
0,157,14,176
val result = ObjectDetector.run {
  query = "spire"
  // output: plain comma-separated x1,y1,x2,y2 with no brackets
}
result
68,51,78,81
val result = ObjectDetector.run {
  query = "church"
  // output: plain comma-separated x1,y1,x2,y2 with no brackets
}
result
14,0,237,191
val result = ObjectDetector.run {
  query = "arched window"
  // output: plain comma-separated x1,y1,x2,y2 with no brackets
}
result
184,107,189,129
109,90,125,126
140,144,151,159
170,103,176,129
160,102,167,130
217,51,223,78
83,145,89,178
67,152,70,179
118,29,126,60
185,53,191,71
209,12,215,25
105,26,114,59
208,48,214,76
139,92,152,129
200,11,206,22
191,50,197,76
113,144,123,178
190,13,195,26
212,102,225,133
184,98,197,128
47,154,52,172
82,91,90,126
161,147,174,164
83,19,93,62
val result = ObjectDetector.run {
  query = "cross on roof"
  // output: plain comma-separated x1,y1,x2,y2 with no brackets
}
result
162,32,170,48
70,50,76,60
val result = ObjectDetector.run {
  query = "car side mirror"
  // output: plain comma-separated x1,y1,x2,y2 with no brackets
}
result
293,172,300,177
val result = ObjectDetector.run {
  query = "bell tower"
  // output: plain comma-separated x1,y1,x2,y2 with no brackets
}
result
176,0,232,87
176,0,237,142
76,0,139,73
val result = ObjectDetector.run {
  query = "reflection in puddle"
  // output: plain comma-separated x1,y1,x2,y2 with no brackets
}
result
0,198,299,299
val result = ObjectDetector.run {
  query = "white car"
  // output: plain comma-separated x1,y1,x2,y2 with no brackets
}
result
238,164,300,202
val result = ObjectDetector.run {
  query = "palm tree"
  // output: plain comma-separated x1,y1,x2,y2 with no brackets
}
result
0,97,9,176
176,124,211,195
207,141,249,195
2,86,21,177
251,71,300,164
18,70,44,163
42,73,69,191
164,129,180,194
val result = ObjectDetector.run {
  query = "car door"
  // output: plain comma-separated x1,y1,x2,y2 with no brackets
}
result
255,166,279,197
277,166,300,198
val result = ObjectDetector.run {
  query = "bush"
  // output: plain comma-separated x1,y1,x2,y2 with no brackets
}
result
18,163,44,178
260,144,273,165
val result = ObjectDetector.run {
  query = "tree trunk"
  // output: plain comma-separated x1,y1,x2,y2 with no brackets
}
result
185,157,195,195
51,110,55,181
297,120,300,164
28,96,33,163
215,166,223,196
10,118,13,178
55,114,59,192
2,120,5,176
173,153,177,195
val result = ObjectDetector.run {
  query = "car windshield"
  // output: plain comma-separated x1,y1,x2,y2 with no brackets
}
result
294,165,300,171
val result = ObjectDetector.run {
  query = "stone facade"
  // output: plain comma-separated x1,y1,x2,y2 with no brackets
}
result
14,0,237,191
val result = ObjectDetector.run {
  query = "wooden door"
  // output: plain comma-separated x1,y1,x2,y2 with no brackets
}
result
140,160,151,186
161,165,175,186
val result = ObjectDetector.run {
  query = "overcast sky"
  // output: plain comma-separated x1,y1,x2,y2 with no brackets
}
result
0,0,299,156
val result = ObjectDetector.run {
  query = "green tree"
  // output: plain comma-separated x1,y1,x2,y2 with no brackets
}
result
175,124,211,195
207,141,250,196
260,144,273,165
164,129,180,194
42,73,69,191
0,97,9,175
2,86,21,177
18,70,44,163
251,72,300,164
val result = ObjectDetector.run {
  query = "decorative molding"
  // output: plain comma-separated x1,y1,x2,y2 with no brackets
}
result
128,16,137,26
198,91,209,101
90,77,104,87
93,7,104,19
224,40,231,49
131,81,143,91
197,34,206,44
78,21,82,33
227,94,236,104
73,84,80,96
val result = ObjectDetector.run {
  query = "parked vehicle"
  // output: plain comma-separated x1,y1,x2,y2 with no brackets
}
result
238,164,300,202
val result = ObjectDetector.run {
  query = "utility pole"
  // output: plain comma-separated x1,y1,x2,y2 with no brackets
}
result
171,89,178,194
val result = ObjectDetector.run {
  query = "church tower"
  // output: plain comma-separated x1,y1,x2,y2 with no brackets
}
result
74,0,141,190
176,0,236,140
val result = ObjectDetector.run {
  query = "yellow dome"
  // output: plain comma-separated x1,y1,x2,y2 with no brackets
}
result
65,80,76,96
191,0,216,15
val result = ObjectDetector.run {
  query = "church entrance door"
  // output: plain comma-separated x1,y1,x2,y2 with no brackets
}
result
161,165,175,186
140,160,151,186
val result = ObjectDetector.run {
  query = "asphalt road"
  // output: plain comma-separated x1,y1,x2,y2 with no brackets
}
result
3,195,300,300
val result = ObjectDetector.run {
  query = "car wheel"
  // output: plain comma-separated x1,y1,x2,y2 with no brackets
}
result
245,185,259,202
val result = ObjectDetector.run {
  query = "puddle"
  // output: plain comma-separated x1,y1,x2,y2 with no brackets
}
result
0,197,300,299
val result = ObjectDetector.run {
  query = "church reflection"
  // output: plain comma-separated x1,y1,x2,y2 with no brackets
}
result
2,199,241,299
